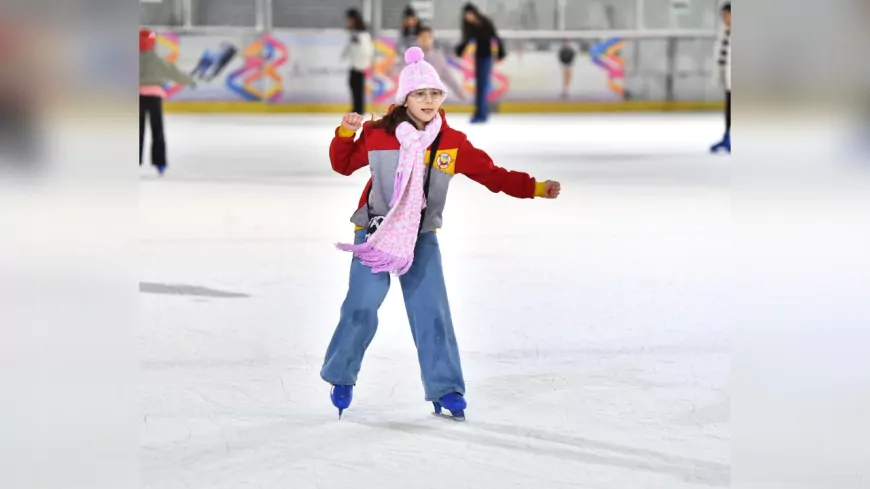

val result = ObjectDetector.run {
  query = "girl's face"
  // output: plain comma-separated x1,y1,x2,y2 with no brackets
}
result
405,89,446,127
464,11,478,24
417,30,434,50
722,10,731,27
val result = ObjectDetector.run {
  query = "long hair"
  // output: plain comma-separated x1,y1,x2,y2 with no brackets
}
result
346,8,367,32
461,3,493,39
369,105,413,135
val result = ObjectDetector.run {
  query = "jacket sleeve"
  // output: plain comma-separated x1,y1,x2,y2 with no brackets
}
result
160,58,194,85
329,123,369,176
361,32,374,66
455,27,471,58
713,26,728,88
492,24,507,60
455,137,545,199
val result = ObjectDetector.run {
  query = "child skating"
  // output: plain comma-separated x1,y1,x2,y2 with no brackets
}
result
139,28,195,175
321,47,561,421
710,2,731,153
416,26,468,103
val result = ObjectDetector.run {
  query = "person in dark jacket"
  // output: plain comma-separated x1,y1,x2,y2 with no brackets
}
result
558,41,576,99
455,3,505,123
398,6,423,55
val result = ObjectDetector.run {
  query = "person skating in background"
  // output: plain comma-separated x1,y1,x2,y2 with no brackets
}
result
398,6,423,56
455,3,506,123
343,8,374,116
710,2,731,153
417,26,468,102
139,28,195,175
558,41,577,99
0,20,44,171
322,47,561,421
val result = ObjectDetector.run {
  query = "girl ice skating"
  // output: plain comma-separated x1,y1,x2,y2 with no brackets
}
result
139,28,195,175
321,46,561,421
342,9,373,115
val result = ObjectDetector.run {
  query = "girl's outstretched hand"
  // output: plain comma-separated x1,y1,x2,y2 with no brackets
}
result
543,180,561,199
341,113,364,132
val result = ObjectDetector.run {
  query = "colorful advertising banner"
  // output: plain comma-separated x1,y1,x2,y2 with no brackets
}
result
151,30,715,108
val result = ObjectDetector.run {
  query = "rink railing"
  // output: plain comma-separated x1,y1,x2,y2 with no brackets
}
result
141,26,718,40
140,26,723,113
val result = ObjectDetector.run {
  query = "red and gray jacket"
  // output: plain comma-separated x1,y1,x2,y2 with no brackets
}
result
329,109,547,233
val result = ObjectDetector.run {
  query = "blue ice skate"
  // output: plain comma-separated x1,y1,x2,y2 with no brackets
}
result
432,392,466,421
710,132,731,154
330,385,353,419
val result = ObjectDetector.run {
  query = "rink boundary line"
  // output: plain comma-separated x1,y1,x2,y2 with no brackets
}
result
163,101,724,114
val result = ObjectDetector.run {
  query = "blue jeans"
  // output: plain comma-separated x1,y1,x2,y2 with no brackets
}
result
321,229,466,402
474,56,493,120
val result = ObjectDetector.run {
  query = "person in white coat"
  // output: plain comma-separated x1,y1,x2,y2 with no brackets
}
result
344,8,374,115
711,2,731,153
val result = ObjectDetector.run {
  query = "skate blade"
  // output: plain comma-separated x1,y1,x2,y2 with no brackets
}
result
432,411,466,422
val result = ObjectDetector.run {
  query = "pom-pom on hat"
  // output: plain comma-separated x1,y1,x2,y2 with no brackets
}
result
395,47,448,105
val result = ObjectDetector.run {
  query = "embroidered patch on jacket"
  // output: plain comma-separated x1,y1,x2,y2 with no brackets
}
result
425,148,458,175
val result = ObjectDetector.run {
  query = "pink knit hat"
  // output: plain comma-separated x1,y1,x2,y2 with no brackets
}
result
395,47,448,104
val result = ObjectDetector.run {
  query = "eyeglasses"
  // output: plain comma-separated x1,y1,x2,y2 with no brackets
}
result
408,89,445,101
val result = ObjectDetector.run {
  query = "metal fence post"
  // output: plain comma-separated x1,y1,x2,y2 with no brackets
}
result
362,0,373,25
265,0,273,108
182,0,192,28
371,0,382,39
666,36,677,102
636,0,645,29
255,0,264,31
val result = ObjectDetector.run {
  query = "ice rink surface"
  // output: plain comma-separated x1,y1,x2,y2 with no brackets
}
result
140,113,731,488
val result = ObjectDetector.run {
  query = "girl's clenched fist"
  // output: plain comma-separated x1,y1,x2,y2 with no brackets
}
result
341,113,364,132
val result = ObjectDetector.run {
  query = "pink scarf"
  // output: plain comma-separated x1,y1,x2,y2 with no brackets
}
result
336,114,443,275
